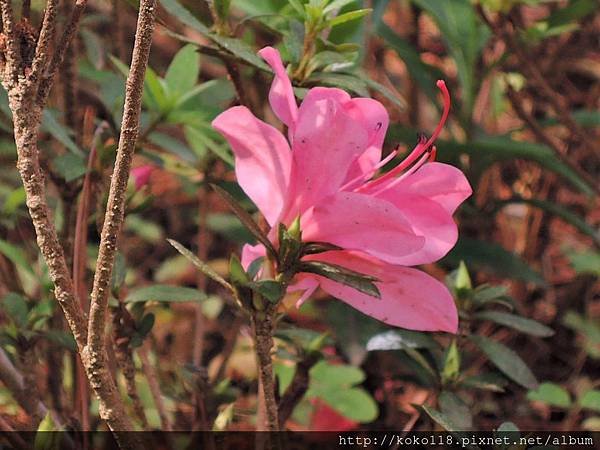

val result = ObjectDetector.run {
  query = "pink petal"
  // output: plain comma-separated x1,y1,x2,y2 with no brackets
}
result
131,165,153,190
241,243,266,270
392,162,472,214
258,47,298,131
281,99,369,222
309,251,458,332
343,98,389,182
212,106,292,225
373,191,458,266
302,191,425,264
287,275,320,307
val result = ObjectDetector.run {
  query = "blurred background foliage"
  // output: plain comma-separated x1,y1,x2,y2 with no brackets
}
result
0,0,598,435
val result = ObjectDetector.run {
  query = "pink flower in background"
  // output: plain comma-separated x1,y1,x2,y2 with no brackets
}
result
212,47,471,333
131,164,154,190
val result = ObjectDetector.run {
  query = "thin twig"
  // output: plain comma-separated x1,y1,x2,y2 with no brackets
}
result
0,0,21,87
28,0,60,91
251,305,279,431
37,0,87,106
81,0,157,443
87,0,156,362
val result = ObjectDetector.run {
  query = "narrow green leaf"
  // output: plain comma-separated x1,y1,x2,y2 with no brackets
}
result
460,372,508,393
299,260,380,298
210,184,276,256
167,239,235,294
125,284,206,303
473,311,554,337
326,8,371,28
470,335,538,389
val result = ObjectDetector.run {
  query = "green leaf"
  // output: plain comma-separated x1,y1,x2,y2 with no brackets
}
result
417,404,461,432
439,391,472,430
527,382,572,408
161,0,270,71
563,311,600,359
125,284,206,303
137,313,155,336
43,330,77,352
210,183,276,256
566,250,600,276
299,260,380,298
580,390,600,412
473,311,554,337
206,213,253,244
2,292,28,328
54,153,87,182
41,110,82,155
213,0,231,22
307,360,379,422
318,387,378,422
471,285,511,307
470,335,538,390
410,0,488,121
441,340,461,384
308,72,369,96
167,239,236,294
443,237,545,285
326,8,371,28
460,372,508,393
184,125,234,166
229,254,250,286
165,44,200,100
0,239,34,275
365,329,439,351
2,187,26,216
310,360,365,386
160,0,209,33
455,261,472,291
247,280,285,303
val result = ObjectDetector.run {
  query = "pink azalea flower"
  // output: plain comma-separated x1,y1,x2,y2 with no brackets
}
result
212,47,472,333
131,164,154,190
